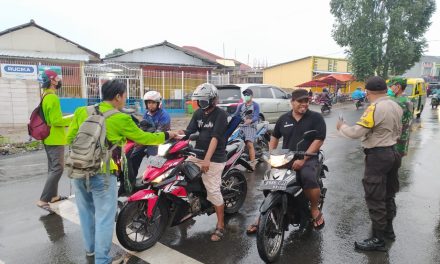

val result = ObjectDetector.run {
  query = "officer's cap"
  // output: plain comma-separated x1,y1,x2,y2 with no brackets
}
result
365,76,387,91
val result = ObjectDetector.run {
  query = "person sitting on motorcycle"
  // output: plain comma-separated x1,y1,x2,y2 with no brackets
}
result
231,89,260,170
124,91,171,194
181,83,228,242
352,87,366,102
320,88,332,104
247,89,327,234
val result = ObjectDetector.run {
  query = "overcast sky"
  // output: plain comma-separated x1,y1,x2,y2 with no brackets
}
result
1,0,439,67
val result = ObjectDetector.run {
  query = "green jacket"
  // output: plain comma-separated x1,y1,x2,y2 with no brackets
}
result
390,95,413,156
41,89,72,145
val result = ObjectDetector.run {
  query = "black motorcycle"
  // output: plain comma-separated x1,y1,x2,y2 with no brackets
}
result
256,130,328,263
431,96,439,109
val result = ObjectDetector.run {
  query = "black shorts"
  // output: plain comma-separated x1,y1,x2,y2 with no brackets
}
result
297,157,320,189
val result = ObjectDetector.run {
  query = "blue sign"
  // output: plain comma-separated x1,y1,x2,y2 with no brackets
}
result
1,64,37,79
3,65,35,73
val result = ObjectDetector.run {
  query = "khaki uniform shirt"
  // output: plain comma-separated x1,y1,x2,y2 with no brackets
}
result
339,96,403,149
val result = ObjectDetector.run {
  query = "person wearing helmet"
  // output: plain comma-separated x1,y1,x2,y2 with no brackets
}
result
181,83,228,242
125,91,171,192
36,70,73,213
352,87,366,101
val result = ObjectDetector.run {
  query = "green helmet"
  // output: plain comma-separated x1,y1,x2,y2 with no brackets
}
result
387,77,407,89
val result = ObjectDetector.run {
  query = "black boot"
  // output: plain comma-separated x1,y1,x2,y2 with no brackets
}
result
384,220,396,240
354,229,386,252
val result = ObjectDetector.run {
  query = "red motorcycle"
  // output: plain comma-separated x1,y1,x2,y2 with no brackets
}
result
116,136,249,251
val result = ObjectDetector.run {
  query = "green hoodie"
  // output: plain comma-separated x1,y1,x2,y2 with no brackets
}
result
41,89,72,145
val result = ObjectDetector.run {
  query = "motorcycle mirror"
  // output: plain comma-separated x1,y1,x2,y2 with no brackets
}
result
189,133,200,141
303,130,318,141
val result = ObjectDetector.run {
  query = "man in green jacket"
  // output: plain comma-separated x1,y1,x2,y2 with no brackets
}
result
37,70,72,212
67,80,179,264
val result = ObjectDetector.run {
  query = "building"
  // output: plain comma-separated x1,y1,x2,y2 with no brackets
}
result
403,55,440,81
0,20,100,126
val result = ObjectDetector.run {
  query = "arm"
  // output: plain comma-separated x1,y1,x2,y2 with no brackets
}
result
184,113,199,136
252,102,260,123
232,104,242,118
123,115,168,145
66,108,83,144
339,124,370,139
269,136,279,151
156,111,171,132
269,118,282,150
44,95,72,127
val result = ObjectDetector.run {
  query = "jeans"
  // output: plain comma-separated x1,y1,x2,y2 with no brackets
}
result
73,174,117,264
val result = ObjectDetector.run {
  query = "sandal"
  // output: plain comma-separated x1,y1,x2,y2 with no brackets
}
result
311,211,325,230
211,227,225,242
246,224,258,235
37,203,54,214
50,195,68,203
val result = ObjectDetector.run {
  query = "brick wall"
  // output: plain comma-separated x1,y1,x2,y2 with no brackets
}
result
0,78,39,127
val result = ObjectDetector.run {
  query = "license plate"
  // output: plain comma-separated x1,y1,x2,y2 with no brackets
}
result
259,179,288,191
146,156,167,168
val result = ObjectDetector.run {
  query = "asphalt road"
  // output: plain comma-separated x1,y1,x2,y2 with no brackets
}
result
1,101,440,264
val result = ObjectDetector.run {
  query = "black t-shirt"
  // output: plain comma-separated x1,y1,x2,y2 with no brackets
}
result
273,110,326,151
185,107,228,162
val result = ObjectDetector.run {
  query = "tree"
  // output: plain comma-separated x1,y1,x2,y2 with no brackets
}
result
105,48,125,58
330,0,436,80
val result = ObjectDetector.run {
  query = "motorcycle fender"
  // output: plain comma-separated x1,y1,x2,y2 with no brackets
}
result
259,192,287,215
237,157,253,171
127,189,158,218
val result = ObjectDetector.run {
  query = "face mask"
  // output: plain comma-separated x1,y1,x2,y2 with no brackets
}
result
387,88,396,97
244,95,251,102
55,81,62,89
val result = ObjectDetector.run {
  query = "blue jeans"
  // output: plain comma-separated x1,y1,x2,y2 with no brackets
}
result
73,174,117,264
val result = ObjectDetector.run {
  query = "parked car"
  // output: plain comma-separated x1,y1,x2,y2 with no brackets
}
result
216,84,292,123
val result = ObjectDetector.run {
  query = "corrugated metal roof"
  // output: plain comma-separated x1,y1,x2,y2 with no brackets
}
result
0,49,90,61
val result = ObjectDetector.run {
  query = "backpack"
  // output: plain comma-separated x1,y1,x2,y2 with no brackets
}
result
28,94,50,140
65,105,119,186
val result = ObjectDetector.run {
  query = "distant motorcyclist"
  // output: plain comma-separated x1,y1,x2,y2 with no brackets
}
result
352,87,366,102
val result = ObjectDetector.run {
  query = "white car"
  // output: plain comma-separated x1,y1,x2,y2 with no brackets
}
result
216,84,292,123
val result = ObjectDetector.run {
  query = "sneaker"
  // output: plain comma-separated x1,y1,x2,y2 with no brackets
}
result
111,254,125,264
354,237,386,252
86,252,95,257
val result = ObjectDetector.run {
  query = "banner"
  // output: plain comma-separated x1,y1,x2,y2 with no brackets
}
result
37,65,63,82
1,64,37,79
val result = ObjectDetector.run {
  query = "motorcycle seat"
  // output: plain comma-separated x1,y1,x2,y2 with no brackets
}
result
256,121,269,132
226,143,239,160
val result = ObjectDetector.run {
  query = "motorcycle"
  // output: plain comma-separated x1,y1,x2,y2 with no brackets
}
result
431,95,439,109
256,130,328,263
116,135,249,251
320,99,332,113
354,97,366,110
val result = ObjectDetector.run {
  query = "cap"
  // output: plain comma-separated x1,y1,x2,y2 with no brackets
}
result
43,70,59,80
242,89,253,96
365,76,387,91
387,77,407,88
291,89,309,101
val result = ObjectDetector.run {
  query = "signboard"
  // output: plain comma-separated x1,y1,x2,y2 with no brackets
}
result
37,65,63,82
0,64,37,79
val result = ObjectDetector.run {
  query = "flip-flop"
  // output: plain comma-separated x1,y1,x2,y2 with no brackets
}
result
37,203,55,214
311,212,325,230
246,224,258,235
49,195,68,203
211,228,225,242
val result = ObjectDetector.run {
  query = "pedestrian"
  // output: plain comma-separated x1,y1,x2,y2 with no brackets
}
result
36,70,72,213
231,88,260,170
337,76,403,251
181,83,228,242
387,77,413,157
66,80,179,264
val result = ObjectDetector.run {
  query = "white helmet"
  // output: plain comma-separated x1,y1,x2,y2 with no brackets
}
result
143,91,162,103
192,83,218,110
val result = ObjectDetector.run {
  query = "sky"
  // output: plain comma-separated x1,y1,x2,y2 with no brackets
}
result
1,0,439,67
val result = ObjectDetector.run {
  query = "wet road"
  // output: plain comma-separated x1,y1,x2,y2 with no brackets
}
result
1,102,440,264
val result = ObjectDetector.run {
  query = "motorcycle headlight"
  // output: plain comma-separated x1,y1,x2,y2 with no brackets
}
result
268,155,289,167
152,170,173,183
158,143,172,157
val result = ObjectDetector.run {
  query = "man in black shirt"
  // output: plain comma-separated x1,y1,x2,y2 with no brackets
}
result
247,89,326,234
183,83,228,242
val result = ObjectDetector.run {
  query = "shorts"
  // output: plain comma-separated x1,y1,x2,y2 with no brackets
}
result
240,125,257,142
297,157,320,189
186,156,226,206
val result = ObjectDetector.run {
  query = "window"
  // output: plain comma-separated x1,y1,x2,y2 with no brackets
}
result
250,86,273,99
272,87,286,99
403,84,413,96
218,88,241,104
313,58,318,70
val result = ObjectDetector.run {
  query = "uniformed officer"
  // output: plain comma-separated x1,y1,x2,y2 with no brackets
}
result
336,76,403,251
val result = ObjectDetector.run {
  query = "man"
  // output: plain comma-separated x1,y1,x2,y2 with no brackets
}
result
125,91,171,192
247,89,326,234
36,70,72,213
183,83,228,242
67,80,179,264
387,77,413,157
352,87,366,102
232,88,260,170
337,76,403,251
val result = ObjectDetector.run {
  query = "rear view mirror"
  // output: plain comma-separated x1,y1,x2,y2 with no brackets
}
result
284,94,292,99
303,130,317,141
189,133,199,141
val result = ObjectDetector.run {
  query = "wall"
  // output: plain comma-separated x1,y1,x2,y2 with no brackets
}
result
0,78,39,127
263,57,313,88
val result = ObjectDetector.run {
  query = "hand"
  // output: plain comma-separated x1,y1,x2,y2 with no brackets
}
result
201,159,210,173
292,159,305,171
167,131,178,139
336,120,345,130
244,119,252,125
177,130,186,135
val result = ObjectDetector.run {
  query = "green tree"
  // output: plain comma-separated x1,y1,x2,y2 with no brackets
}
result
330,0,436,80
105,48,125,58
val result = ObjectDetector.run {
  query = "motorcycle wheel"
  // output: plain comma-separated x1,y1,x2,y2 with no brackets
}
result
320,106,325,113
116,200,169,251
257,206,285,263
222,170,247,214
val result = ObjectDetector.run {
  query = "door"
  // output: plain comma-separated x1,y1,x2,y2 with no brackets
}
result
271,87,291,114
249,85,277,122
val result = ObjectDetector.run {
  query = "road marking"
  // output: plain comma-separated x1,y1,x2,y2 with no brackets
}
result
51,198,203,264
0,259,5,264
